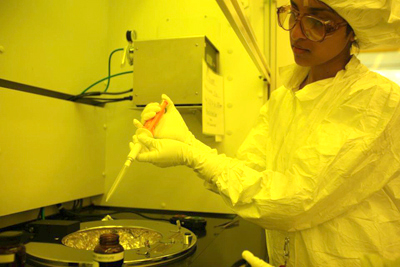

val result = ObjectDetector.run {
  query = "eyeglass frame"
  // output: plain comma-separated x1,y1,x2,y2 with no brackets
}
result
277,5,348,42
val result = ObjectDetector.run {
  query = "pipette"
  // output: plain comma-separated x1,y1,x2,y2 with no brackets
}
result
106,100,168,202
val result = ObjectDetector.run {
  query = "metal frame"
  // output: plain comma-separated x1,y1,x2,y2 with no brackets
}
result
215,0,271,84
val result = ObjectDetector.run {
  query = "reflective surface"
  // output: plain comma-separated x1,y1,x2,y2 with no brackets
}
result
27,220,197,266
62,226,162,250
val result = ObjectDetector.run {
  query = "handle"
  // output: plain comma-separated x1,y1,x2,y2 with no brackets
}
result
143,100,168,134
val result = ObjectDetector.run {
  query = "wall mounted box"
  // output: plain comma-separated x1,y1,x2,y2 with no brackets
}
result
132,36,219,107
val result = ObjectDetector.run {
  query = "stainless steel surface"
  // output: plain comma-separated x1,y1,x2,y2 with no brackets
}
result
132,36,219,107
26,220,197,266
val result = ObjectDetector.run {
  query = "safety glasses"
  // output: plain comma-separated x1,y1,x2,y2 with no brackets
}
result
277,5,348,42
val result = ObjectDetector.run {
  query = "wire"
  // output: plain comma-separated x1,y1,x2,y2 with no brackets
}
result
92,89,133,95
37,207,45,220
105,48,124,93
78,96,131,101
70,89,133,101
80,71,133,95
86,96,133,103
59,207,170,222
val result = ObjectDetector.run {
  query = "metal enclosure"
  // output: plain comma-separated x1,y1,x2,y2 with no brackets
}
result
132,36,219,107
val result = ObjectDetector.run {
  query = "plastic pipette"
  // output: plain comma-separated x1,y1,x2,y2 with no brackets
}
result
106,100,168,202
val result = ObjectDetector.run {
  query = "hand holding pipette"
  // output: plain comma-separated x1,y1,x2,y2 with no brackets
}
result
105,100,168,202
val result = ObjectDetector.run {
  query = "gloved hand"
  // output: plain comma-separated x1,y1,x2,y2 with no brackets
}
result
134,94,189,141
134,132,230,184
242,251,274,267
135,134,193,168
133,94,213,153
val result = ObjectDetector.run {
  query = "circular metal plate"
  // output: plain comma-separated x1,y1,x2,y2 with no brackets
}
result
26,220,197,266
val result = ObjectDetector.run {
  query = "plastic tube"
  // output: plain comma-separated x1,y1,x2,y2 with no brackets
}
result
105,100,168,202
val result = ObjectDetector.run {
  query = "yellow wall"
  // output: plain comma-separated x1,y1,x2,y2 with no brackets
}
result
0,0,109,93
0,0,108,221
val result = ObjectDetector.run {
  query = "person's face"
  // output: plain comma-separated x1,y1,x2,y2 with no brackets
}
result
289,0,353,67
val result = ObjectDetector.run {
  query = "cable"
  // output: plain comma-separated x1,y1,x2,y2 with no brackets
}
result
37,208,45,220
93,89,133,95
85,96,133,103
70,89,133,101
79,96,131,101
105,48,124,93
58,207,170,222
80,71,133,95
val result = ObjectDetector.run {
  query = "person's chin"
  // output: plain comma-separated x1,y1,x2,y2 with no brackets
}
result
293,55,313,67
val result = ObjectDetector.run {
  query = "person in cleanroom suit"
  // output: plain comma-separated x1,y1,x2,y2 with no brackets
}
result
131,0,400,266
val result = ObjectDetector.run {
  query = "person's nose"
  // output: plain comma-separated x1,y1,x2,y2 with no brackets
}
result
290,19,306,41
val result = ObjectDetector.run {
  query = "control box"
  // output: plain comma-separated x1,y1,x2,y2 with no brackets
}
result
132,36,219,107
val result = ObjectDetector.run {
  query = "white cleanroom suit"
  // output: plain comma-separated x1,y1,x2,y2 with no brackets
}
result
219,56,400,266
135,56,400,266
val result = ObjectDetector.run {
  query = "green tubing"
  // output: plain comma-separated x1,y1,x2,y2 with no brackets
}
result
80,71,133,95
104,48,124,92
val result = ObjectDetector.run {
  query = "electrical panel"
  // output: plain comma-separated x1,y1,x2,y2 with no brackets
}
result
132,36,219,107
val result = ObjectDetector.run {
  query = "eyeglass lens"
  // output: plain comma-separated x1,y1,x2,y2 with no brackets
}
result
279,8,326,41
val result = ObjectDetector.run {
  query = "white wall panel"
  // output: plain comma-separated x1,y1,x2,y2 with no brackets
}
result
0,89,106,216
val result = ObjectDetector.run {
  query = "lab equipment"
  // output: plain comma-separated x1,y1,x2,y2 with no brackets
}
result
131,36,219,107
27,220,197,266
105,100,168,202
93,233,124,267
321,0,400,49
169,215,207,232
0,231,26,267
26,220,80,244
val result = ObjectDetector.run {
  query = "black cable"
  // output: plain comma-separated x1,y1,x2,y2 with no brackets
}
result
93,96,133,103
59,208,170,222
98,89,133,95
69,89,133,101
84,96,132,101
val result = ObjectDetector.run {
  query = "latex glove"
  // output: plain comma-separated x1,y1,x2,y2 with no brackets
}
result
135,134,193,168
133,94,213,153
242,251,274,267
133,94,191,142
135,132,229,185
